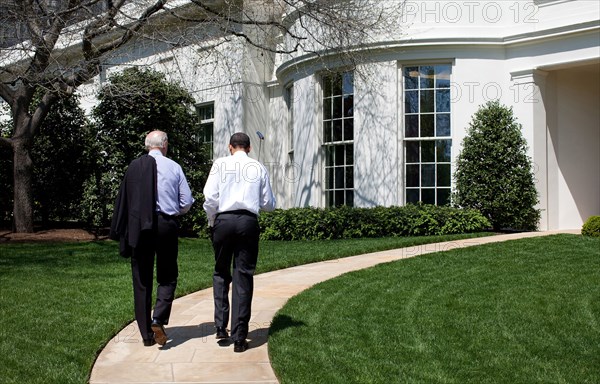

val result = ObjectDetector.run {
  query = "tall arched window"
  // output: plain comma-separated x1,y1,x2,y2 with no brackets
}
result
403,65,452,205
323,71,354,207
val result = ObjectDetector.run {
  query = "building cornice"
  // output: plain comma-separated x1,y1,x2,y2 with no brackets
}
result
275,19,600,83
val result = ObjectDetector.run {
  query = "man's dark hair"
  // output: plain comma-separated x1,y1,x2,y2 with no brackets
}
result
230,132,251,149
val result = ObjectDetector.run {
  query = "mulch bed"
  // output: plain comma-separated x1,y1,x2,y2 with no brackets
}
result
0,228,109,243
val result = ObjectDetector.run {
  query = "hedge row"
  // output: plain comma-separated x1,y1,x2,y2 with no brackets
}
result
258,204,492,241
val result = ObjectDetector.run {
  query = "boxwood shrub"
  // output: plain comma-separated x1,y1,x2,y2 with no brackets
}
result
258,204,491,241
581,216,600,238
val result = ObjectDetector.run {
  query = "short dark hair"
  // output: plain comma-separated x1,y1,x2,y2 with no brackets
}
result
230,132,251,149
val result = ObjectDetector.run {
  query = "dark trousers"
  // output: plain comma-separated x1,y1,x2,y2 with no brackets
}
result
212,211,260,342
131,215,179,340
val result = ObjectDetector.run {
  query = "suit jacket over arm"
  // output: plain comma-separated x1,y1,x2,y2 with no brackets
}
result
110,155,157,257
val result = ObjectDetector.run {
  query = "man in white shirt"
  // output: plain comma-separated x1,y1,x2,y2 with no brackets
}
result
203,132,276,352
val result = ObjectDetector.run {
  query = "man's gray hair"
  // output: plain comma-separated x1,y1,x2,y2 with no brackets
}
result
145,130,168,150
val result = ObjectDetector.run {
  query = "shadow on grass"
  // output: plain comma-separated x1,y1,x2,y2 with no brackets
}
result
269,314,307,336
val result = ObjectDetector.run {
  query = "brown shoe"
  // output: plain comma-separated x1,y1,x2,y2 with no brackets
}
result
151,320,168,346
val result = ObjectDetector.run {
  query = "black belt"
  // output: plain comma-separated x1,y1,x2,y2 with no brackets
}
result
158,212,178,220
217,209,257,218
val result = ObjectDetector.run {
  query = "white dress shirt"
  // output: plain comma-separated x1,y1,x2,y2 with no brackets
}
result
203,150,276,226
149,149,195,216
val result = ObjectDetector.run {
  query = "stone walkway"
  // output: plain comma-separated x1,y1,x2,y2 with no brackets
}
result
89,230,579,384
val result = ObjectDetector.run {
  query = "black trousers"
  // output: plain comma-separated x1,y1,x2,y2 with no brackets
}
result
131,215,179,340
211,211,260,342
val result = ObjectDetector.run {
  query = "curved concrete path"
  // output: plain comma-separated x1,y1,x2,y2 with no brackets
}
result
90,230,579,384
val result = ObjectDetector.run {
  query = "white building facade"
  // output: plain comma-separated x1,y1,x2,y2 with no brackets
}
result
81,0,600,230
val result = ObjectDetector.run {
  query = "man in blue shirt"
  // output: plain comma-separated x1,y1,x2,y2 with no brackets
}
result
111,130,194,347
203,132,276,352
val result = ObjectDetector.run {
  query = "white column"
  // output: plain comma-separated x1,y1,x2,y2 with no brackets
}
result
510,69,550,230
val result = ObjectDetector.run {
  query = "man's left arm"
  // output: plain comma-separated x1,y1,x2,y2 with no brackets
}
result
178,168,195,214
260,171,276,212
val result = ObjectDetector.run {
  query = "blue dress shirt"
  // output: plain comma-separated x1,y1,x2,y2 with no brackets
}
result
149,149,194,216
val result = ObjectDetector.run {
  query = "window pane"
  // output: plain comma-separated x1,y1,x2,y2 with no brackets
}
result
420,90,434,113
406,164,420,187
335,145,345,166
326,167,335,189
405,91,419,114
201,124,213,142
323,121,332,143
324,97,332,120
343,95,353,117
437,139,452,162
332,96,342,118
422,141,435,162
404,67,419,89
437,164,451,186
335,190,344,206
437,188,451,205
346,190,354,207
323,76,333,98
422,188,435,204
436,89,450,112
344,118,354,141
406,141,419,163
421,164,435,186
333,119,343,142
421,114,434,137
343,72,354,95
326,148,334,166
346,145,354,166
327,191,334,206
436,65,451,88
406,189,420,204
405,115,419,137
346,167,354,188
420,66,435,88
332,75,343,96
335,167,344,188
436,114,450,137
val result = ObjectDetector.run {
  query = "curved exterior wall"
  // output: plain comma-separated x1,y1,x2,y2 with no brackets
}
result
266,0,600,230
77,0,599,230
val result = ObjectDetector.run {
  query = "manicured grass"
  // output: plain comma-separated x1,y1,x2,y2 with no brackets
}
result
268,234,600,384
0,232,490,384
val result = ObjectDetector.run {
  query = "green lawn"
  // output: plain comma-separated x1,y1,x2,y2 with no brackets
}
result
0,232,490,384
268,234,600,384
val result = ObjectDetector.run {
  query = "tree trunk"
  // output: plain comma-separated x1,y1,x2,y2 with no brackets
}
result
12,139,34,233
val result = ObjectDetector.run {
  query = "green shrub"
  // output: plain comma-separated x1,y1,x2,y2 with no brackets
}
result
581,216,600,238
84,67,209,231
258,205,491,241
453,101,541,231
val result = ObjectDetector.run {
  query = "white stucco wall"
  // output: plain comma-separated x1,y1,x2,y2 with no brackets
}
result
354,61,400,207
290,74,321,207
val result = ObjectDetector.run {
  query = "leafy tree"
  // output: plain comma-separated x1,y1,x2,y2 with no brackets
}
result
1,94,93,227
84,67,209,233
453,100,540,231
30,93,94,226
